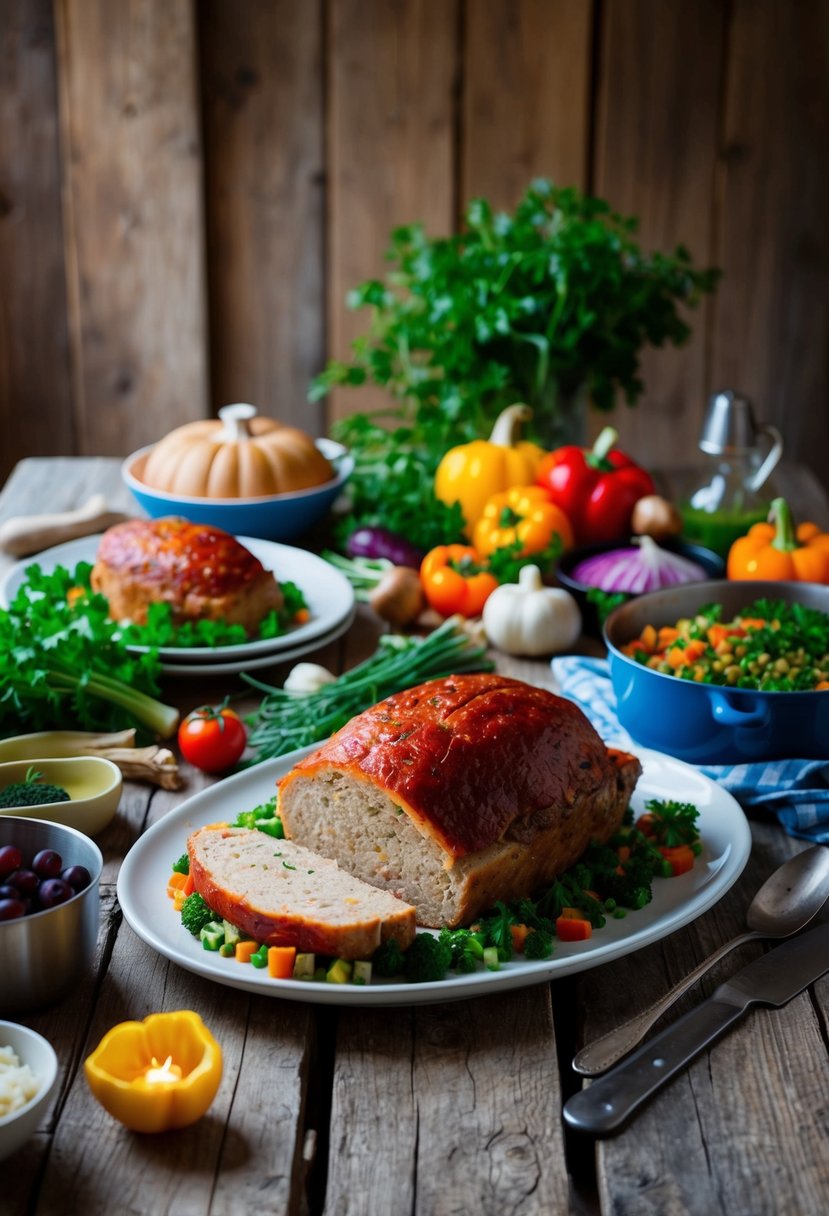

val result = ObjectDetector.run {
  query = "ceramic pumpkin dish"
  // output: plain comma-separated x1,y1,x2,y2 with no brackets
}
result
140,403,334,499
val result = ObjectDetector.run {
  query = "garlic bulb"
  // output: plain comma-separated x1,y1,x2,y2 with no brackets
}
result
482,565,582,656
283,663,336,694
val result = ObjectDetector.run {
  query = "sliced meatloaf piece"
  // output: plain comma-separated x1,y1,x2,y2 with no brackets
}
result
91,517,283,634
188,826,416,960
277,673,642,928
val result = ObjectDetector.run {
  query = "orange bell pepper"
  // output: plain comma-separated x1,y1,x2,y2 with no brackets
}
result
419,544,499,617
84,1010,223,1133
727,498,829,583
472,485,574,558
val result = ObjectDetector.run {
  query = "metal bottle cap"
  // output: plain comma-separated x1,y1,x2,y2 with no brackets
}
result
699,389,783,491
699,390,762,455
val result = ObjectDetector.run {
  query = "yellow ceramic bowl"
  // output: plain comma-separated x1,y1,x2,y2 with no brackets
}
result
0,757,122,837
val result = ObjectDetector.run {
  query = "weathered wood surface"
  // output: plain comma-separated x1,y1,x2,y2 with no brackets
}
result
326,0,459,426
0,0,74,467
3,2,829,485
462,0,593,206
592,0,726,456
2,459,829,1216
199,0,326,434
54,0,209,456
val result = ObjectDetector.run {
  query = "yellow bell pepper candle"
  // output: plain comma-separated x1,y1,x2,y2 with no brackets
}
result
84,1010,223,1133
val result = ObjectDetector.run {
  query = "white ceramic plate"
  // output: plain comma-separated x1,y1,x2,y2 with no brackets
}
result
159,607,356,677
117,746,752,1007
0,534,356,661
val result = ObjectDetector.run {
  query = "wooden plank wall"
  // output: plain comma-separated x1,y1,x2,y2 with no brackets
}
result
0,0,827,489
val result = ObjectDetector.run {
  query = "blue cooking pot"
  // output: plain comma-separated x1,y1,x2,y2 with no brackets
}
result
604,580,829,763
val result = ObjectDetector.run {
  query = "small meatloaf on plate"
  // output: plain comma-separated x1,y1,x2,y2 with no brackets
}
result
188,827,416,959
278,673,642,928
91,517,283,634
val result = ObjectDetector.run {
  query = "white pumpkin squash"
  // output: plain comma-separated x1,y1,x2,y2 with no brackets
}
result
141,403,334,499
482,564,582,656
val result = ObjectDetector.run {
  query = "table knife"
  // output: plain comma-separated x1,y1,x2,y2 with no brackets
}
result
563,919,829,1136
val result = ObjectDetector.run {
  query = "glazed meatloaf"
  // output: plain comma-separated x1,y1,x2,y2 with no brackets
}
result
90,517,283,634
188,827,416,959
277,673,642,928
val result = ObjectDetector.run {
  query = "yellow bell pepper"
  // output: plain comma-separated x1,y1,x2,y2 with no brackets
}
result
84,1010,223,1133
473,485,574,558
434,404,546,536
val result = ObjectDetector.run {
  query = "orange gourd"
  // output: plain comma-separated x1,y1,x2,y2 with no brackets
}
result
140,404,334,499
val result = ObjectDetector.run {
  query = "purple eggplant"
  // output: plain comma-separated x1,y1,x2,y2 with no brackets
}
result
346,526,425,569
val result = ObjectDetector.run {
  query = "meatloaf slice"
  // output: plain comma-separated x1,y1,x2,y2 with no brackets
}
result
91,517,283,634
188,827,416,960
277,673,642,928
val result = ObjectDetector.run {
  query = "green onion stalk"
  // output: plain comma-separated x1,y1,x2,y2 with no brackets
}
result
241,616,494,763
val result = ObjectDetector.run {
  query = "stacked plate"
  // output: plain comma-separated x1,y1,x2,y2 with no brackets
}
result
0,536,356,679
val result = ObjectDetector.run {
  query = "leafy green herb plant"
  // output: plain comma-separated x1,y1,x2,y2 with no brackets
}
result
313,179,720,548
0,562,177,739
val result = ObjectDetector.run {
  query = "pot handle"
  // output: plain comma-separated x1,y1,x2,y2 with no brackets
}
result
709,690,771,728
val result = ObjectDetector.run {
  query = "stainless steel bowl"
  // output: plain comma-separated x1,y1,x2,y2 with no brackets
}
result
0,817,102,1015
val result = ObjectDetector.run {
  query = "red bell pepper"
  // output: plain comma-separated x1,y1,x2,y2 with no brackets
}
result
535,427,655,545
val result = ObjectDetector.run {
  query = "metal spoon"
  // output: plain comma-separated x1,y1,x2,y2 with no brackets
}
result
573,844,829,1076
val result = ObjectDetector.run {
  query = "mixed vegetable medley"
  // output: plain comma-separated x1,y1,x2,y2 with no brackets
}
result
167,797,702,987
622,598,829,692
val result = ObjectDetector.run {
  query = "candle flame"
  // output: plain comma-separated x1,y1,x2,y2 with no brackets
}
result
144,1055,183,1084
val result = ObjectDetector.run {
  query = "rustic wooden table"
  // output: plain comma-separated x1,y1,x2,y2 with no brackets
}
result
2,458,828,1216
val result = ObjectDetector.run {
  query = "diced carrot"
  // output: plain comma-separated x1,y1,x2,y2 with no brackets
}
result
235,940,259,963
640,624,658,652
616,845,631,863
667,639,706,668
167,871,188,895
294,608,311,624
622,641,650,659
635,813,656,836
558,906,584,920
659,845,696,876
816,681,829,691
737,617,767,631
167,871,194,899
555,916,592,942
657,626,681,647
707,623,744,649
267,946,297,979
509,924,530,953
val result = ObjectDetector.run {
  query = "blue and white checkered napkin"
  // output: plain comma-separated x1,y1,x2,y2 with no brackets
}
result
551,655,829,846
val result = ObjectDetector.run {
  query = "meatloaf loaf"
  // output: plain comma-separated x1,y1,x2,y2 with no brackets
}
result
277,673,642,928
91,517,283,634
188,827,416,960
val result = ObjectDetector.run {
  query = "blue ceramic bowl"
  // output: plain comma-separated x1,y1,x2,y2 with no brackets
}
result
604,580,829,763
122,438,354,542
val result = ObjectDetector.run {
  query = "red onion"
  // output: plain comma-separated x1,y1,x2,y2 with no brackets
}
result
571,536,707,594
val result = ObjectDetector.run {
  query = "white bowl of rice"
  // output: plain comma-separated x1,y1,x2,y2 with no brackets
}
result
0,1022,58,1161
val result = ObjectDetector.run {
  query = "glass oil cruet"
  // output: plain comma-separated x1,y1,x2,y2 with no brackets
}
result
679,389,784,559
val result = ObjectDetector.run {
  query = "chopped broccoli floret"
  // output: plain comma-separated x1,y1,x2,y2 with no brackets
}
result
372,938,406,978
231,801,284,838
524,929,554,960
439,926,484,973
181,892,215,937
172,852,190,875
405,933,453,983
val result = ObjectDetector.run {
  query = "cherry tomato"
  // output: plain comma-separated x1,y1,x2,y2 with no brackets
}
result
178,704,247,773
